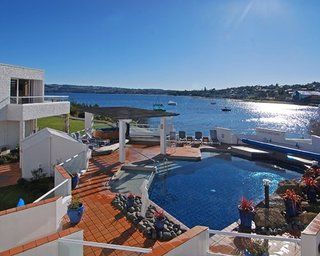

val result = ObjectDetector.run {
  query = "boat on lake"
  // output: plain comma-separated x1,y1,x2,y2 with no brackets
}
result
168,100,177,106
221,107,231,112
210,102,217,105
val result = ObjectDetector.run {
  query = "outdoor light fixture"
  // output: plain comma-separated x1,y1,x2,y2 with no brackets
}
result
263,179,271,208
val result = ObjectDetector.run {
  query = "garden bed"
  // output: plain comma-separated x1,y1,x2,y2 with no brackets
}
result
112,194,187,241
0,177,54,211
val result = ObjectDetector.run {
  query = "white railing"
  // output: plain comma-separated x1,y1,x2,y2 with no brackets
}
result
10,95,69,104
209,230,301,244
58,238,152,254
209,229,301,256
33,179,69,203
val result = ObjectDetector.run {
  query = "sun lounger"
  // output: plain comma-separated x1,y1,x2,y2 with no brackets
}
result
195,131,202,141
178,131,186,141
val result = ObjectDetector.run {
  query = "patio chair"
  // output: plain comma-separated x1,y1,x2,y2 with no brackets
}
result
178,131,186,141
194,131,203,141
202,136,210,144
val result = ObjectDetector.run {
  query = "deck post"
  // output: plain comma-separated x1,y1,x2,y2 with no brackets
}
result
160,117,166,155
85,112,94,135
19,120,25,168
119,119,131,163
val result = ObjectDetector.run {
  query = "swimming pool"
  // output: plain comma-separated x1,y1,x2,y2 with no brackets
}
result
149,152,300,230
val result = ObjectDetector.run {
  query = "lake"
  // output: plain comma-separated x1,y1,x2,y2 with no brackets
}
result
54,92,318,136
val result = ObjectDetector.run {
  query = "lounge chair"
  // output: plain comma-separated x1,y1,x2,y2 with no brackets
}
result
202,136,210,144
194,131,202,141
186,136,194,145
177,131,187,147
178,131,186,141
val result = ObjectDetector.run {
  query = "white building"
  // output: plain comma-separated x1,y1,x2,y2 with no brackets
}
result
0,63,70,154
21,128,89,179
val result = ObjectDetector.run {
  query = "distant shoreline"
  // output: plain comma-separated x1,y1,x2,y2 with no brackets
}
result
48,89,319,108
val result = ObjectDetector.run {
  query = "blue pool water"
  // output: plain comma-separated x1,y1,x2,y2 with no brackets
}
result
149,152,300,230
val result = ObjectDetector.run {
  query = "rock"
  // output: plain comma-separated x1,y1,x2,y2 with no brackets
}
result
173,224,180,230
170,231,177,238
146,212,153,218
128,207,135,213
151,228,157,240
254,208,286,229
127,212,135,221
161,231,173,241
276,180,301,195
299,212,318,226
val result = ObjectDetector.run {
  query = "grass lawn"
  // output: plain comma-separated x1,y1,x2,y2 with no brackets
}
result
38,116,84,133
0,177,54,211
37,116,112,133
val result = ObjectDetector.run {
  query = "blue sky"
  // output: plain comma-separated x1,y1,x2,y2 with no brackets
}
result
0,0,319,90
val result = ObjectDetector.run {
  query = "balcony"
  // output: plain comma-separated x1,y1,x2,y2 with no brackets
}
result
6,95,70,121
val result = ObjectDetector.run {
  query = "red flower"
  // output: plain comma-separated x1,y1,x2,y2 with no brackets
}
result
282,189,301,203
154,209,165,220
239,197,254,212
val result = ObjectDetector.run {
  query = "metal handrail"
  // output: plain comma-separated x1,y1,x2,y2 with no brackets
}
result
58,238,152,253
209,230,301,244
10,95,69,99
33,179,69,203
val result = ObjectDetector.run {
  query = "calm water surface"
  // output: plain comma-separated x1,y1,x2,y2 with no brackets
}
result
149,152,300,229
55,93,317,136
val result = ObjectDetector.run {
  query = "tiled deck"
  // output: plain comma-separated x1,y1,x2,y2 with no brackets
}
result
0,162,21,187
63,145,202,256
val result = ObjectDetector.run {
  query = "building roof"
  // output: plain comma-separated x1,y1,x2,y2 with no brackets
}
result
295,90,320,96
80,106,179,120
21,128,78,150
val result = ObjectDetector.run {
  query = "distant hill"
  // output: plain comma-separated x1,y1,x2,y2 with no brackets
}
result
45,82,320,103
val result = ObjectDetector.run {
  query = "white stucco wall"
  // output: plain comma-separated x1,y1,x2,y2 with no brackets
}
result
6,101,70,121
165,229,209,256
54,167,72,198
21,129,87,179
0,63,44,107
0,197,63,252
17,230,83,256
215,127,238,144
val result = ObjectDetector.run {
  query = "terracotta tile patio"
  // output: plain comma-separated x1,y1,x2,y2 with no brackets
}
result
62,145,201,256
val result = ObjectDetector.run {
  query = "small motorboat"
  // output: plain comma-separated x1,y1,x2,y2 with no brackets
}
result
168,100,177,106
221,107,231,112
210,102,217,105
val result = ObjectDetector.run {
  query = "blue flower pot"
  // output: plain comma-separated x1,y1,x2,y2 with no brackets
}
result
238,208,254,230
126,197,134,209
284,199,298,217
71,175,79,190
67,203,84,224
155,218,165,231
307,187,317,203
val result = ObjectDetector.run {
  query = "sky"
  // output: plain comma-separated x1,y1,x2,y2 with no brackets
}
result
0,0,320,90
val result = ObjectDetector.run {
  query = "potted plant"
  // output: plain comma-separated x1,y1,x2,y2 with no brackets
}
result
67,196,84,224
126,193,135,210
71,173,80,190
154,210,166,231
244,239,269,256
303,177,318,203
238,197,255,230
282,189,301,218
